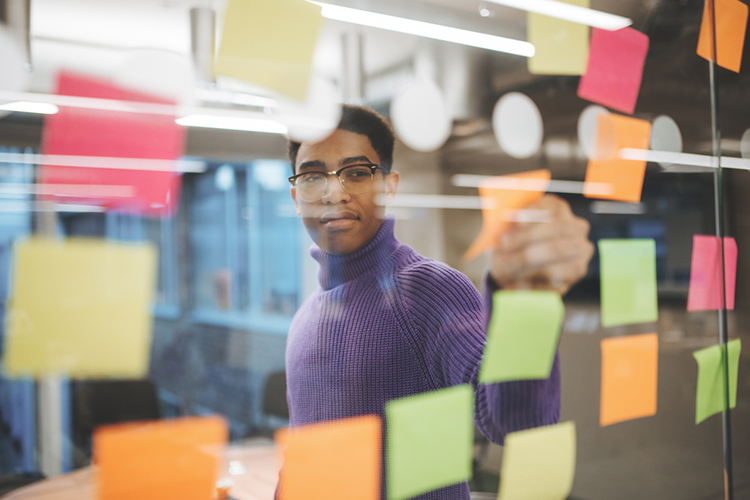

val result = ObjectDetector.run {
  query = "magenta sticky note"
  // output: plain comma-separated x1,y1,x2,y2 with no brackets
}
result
577,27,649,115
40,71,185,217
687,235,738,311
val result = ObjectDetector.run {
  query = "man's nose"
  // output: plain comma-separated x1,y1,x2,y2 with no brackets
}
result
321,174,350,203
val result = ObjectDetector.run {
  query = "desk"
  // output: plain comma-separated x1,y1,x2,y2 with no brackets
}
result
0,444,279,500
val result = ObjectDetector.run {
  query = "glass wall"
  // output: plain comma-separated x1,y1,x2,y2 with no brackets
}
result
0,0,746,498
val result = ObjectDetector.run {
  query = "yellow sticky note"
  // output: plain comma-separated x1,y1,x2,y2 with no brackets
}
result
498,421,576,500
528,0,590,75
215,0,323,101
3,238,157,378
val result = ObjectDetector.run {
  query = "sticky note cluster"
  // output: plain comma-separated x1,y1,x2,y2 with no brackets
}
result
598,239,658,327
94,416,228,500
41,71,184,217
480,290,564,384
3,238,157,378
215,0,323,101
688,235,738,311
693,339,741,424
498,421,577,500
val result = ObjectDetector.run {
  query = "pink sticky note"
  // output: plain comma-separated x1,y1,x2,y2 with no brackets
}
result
40,71,185,217
687,235,738,311
577,27,649,115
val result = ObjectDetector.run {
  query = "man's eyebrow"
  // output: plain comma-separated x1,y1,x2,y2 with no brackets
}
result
340,156,372,166
298,160,326,171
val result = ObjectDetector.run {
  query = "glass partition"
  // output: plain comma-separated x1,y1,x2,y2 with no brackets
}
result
0,0,746,498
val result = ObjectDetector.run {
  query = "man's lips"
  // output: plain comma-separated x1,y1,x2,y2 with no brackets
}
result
320,212,359,224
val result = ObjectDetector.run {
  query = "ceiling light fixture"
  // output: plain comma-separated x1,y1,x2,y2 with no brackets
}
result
620,149,750,170
176,114,288,135
311,2,535,57
484,0,631,30
451,174,612,196
0,101,59,115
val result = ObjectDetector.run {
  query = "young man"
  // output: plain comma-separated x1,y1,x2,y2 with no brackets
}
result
285,105,593,499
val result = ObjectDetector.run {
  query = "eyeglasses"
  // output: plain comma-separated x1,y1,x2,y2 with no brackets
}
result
288,164,384,202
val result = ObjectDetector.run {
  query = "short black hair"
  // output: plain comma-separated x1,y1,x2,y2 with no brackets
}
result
287,104,395,174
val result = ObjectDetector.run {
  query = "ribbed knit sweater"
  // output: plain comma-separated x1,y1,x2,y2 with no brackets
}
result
286,217,560,499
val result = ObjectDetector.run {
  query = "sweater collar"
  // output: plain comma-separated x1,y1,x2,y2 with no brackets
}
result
311,216,399,290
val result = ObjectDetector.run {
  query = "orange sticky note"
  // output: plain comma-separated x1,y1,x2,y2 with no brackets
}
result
600,333,659,427
94,416,228,500
697,0,749,73
583,114,651,203
278,415,381,500
464,169,551,261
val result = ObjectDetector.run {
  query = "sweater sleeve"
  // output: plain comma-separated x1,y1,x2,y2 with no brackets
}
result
397,261,560,446
474,271,560,444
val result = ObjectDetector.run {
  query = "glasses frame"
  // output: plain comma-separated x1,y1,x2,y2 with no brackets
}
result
288,163,385,201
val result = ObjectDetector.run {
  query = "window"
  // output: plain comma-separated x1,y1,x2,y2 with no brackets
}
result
189,160,300,332
105,211,180,316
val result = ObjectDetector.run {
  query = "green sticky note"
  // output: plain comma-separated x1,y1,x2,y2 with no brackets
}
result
693,339,741,425
385,385,474,500
479,290,564,384
498,421,577,500
215,0,323,101
598,239,658,327
528,0,590,75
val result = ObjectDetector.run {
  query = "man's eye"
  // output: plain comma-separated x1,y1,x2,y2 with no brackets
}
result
346,169,370,178
301,173,325,183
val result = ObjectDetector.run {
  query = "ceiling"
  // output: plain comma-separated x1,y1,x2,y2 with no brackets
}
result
24,0,650,95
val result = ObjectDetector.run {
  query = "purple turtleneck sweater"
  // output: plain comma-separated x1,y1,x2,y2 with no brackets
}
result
285,217,560,499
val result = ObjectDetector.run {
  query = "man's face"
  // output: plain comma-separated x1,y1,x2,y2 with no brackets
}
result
291,129,399,255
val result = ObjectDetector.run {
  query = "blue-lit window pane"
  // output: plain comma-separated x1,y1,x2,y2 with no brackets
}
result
0,147,33,301
251,161,298,316
190,160,299,321
105,211,178,309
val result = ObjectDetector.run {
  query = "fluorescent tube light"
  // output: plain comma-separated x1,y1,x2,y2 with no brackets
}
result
313,2,535,57
0,101,59,115
620,149,750,170
378,194,483,209
0,152,204,173
194,88,277,108
485,0,632,31
590,201,646,214
451,174,612,196
176,114,288,135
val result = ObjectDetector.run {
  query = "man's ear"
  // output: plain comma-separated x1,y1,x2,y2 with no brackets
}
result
383,170,400,205
290,186,302,216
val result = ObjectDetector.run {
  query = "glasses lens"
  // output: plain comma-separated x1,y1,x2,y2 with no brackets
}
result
296,172,327,201
341,166,373,195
